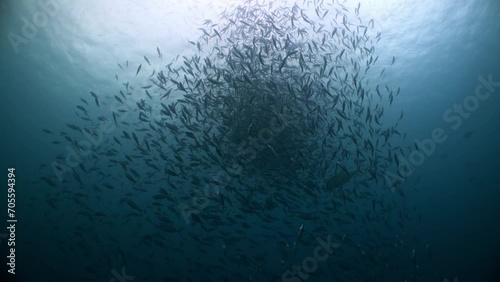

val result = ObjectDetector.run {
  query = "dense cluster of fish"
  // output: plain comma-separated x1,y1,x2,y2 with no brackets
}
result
31,0,438,281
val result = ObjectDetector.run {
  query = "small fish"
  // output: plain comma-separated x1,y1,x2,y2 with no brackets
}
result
292,224,304,260
132,132,139,146
136,64,142,76
267,144,278,157
117,63,123,70
76,105,87,113
125,173,136,183
398,111,404,122
90,92,100,106
326,164,359,190
213,28,221,39
144,56,150,65
165,168,179,177
157,47,161,58
112,112,117,125
122,198,143,214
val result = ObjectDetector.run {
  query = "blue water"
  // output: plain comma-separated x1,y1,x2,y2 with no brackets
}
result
1,0,499,281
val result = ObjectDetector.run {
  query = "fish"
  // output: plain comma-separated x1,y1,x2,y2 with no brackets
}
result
90,91,100,107
136,64,142,76
121,198,144,214
326,163,360,190
165,168,179,177
40,1,413,280
291,224,304,260
267,144,278,157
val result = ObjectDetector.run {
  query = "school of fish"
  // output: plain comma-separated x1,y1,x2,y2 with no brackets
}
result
31,0,437,281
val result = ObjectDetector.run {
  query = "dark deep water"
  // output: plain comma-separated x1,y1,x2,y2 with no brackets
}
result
1,0,500,281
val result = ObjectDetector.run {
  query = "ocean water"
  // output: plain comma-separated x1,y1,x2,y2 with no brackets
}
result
0,0,499,281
